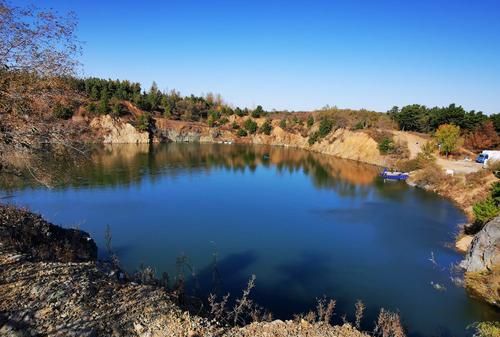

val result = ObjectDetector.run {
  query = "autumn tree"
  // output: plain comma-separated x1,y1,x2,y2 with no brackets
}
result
0,0,81,115
435,124,462,157
0,1,84,186
465,121,499,151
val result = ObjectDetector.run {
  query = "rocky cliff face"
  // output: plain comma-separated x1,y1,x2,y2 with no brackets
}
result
90,115,150,144
253,126,386,166
154,118,387,167
462,217,500,273
461,216,500,307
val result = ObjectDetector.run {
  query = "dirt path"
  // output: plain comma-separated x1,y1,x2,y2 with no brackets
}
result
392,131,482,174
392,131,429,159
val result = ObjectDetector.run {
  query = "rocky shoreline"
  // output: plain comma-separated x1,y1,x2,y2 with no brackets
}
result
0,205,371,337
92,115,500,303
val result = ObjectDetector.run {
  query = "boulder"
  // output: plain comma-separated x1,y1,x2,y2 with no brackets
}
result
455,235,474,253
90,115,150,144
461,216,500,273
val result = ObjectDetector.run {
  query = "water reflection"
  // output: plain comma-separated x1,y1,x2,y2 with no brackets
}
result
0,143,381,192
2,143,496,337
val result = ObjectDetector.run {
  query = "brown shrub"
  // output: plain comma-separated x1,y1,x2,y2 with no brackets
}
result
315,107,396,131
374,309,406,337
465,170,491,187
367,130,393,144
464,121,499,152
487,160,500,172
413,163,447,187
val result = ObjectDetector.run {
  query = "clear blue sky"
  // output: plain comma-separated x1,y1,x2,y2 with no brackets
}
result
17,0,500,113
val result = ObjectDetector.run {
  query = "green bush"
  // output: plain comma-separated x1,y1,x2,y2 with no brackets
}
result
136,113,152,132
244,118,258,134
491,182,500,204
86,102,97,114
53,104,74,120
207,114,215,127
353,121,365,130
219,117,229,125
473,198,500,226
98,97,109,114
110,101,124,117
232,122,240,129
237,128,248,137
235,107,247,117
318,118,333,137
307,115,314,127
279,119,287,129
308,131,320,145
378,137,395,154
251,105,264,118
259,119,273,135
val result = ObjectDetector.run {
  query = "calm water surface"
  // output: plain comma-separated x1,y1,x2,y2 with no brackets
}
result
2,143,498,336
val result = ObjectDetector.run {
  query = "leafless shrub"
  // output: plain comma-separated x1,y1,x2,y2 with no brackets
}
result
208,293,230,323
205,274,269,327
232,274,256,326
374,308,406,337
316,296,336,323
134,263,156,285
103,224,120,268
302,311,317,323
0,0,82,115
355,299,365,329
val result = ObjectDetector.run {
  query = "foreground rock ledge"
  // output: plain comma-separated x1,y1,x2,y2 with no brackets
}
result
461,216,500,307
0,205,367,337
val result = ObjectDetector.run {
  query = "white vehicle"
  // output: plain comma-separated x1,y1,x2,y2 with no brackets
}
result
476,150,500,167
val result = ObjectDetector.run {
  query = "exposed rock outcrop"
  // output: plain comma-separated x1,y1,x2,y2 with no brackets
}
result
455,235,474,253
461,217,500,273
461,216,500,307
154,117,387,166
90,115,150,144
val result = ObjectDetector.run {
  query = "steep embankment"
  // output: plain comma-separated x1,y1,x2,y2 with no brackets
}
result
90,115,150,144
92,115,388,166
0,205,369,337
460,216,500,307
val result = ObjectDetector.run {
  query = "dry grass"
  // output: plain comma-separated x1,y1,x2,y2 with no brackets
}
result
469,321,500,337
465,170,492,187
373,309,406,337
465,266,500,307
412,163,449,187
316,296,336,323
354,300,365,330
486,160,500,172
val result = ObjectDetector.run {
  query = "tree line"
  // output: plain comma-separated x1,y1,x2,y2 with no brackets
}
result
388,104,499,134
389,104,500,151
70,78,268,123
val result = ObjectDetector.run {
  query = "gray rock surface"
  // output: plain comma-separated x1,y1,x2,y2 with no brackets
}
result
461,216,500,272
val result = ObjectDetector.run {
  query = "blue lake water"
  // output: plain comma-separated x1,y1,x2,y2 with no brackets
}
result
2,143,498,336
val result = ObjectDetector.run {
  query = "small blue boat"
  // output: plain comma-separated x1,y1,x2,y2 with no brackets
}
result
381,168,409,181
